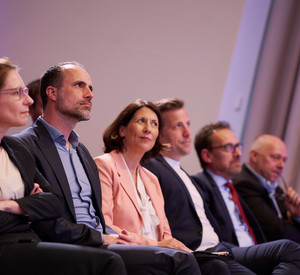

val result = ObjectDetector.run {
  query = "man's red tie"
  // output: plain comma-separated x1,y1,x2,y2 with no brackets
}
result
225,182,257,245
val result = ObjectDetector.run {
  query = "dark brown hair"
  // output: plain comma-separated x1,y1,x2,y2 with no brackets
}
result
103,99,164,161
27,78,40,107
194,121,231,168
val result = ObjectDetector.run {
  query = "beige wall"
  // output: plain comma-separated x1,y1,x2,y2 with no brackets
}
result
1,0,246,174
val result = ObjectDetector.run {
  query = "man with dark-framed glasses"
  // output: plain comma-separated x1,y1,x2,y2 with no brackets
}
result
192,121,265,247
233,134,300,243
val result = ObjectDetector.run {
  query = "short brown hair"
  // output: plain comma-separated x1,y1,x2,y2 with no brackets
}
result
194,121,231,168
155,98,184,128
155,98,184,113
0,57,18,89
103,99,165,161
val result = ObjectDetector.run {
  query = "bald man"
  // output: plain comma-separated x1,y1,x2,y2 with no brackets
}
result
233,134,300,242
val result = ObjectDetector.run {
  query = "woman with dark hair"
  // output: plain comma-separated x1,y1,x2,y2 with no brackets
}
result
0,57,126,275
94,99,190,251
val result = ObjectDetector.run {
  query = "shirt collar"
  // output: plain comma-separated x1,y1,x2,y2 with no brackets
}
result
162,156,181,169
39,117,79,148
246,164,278,193
206,169,229,187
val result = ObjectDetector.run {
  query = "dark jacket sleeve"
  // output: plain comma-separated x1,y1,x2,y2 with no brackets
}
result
14,124,104,247
0,211,29,234
15,169,62,222
1,136,62,234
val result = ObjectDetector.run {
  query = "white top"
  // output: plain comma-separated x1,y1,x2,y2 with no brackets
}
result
164,156,219,250
122,154,160,240
0,148,25,200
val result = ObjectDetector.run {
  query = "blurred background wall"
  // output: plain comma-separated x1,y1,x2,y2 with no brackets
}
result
1,0,299,192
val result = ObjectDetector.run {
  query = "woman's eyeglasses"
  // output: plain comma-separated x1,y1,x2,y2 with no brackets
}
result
0,87,29,100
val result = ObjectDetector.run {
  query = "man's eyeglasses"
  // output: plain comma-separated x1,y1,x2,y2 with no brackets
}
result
0,87,29,100
210,143,243,153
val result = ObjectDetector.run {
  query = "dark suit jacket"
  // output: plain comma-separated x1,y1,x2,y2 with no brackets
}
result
233,164,300,242
143,155,222,250
14,118,106,247
192,170,266,245
0,136,61,255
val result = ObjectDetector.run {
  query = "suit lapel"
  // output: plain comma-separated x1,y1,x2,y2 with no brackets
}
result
202,171,236,230
34,121,76,218
157,155,198,213
112,151,142,217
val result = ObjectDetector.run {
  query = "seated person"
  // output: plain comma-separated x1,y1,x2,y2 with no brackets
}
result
0,57,126,275
233,134,300,242
27,78,43,123
144,98,300,275
15,62,200,275
94,99,230,275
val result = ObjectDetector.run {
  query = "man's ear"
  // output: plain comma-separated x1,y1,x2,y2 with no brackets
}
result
201,148,212,164
249,150,259,163
46,86,58,102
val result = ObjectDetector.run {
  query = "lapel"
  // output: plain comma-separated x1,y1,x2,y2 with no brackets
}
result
202,170,236,229
111,151,142,218
157,154,198,213
243,165,286,217
33,120,76,218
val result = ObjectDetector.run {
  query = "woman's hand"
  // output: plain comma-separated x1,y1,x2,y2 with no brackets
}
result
285,187,300,217
0,200,26,215
30,183,43,195
118,229,160,246
104,231,142,245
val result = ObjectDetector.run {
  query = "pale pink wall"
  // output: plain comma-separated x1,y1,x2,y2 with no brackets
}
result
1,0,246,173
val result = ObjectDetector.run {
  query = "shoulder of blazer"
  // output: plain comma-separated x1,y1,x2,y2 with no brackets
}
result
192,171,217,192
233,164,266,192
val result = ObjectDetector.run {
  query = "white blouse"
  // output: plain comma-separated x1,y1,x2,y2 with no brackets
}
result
0,148,25,200
122,154,160,240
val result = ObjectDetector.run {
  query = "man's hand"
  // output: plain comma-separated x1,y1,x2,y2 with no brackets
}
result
103,232,139,245
285,187,300,217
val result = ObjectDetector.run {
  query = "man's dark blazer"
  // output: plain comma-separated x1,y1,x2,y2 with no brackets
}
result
192,170,266,245
0,136,61,255
14,118,106,246
233,164,300,242
143,155,222,250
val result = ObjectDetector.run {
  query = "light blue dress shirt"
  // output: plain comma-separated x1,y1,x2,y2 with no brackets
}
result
40,118,103,235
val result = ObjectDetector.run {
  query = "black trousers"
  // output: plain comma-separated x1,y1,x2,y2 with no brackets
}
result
1,242,202,275
106,244,201,275
210,239,300,275
0,242,126,275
